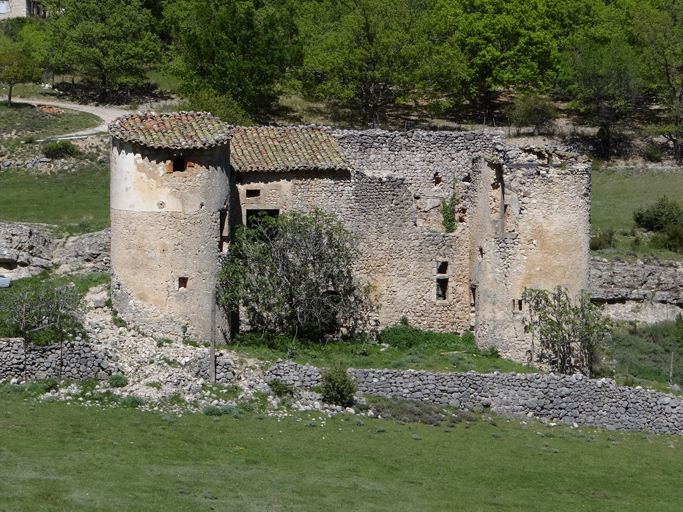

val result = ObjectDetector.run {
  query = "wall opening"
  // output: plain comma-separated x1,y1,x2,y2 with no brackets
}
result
178,277,188,289
517,299,523,311
247,209,279,228
433,172,442,186
173,157,186,172
219,209,229,252
436,277,448,300
478,247,483,258
246,189,261,198
470,285,477,306
437,261,448,274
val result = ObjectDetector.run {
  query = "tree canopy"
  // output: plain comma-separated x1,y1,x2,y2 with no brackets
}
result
41,0,162,97
165,0,302,117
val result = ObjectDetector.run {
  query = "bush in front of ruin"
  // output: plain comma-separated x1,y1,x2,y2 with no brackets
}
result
217,209,376,340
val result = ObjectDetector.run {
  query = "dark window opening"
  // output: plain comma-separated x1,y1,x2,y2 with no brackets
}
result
246,189,261,198
470,285,477,306
517,299,523,311
433,172,442,186
247,209,279,228
178,277,188,289
173,157,186,172
437,261,448,274
478,247,484,258
219,210,229,252
436,277,448,300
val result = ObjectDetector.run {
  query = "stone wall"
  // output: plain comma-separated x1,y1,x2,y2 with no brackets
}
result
0,338,117,381
589,258,683,323
267,361,683,435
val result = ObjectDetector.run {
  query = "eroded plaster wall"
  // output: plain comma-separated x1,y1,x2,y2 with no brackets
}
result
468,148,591,361
110,140,230,342
234,170,471,333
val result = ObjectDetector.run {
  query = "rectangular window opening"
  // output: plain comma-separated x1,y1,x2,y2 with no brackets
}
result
0,2,7,14
437,278,448,301
246,189,261,198
437,261,448,274
219,210,229,252
178,277,188,289
173,157,186,172
470,285,477,306
517,299,523,311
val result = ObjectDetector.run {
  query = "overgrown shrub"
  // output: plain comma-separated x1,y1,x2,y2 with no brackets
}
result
43,140,79,159
269,379,295,398
642,141,665,162
377,323,477,351
506,92,558,135
633,196,683,232
0,275,84,345
202,405,222,416
590,228,615,250
321,361,357,407
108,374,128,388
522,286,611,375
120,395,145,408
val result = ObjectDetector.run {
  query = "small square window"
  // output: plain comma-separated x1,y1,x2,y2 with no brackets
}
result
178,277,188,289
246,189,261,198
173,157,186,172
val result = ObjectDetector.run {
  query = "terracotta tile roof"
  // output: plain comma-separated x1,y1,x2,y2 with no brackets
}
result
108,111,231,150
230,126,352,172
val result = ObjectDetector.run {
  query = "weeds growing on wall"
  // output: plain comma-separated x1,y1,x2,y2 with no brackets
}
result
440,180,458,233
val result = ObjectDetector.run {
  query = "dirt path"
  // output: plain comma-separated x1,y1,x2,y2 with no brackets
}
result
14,97,129,137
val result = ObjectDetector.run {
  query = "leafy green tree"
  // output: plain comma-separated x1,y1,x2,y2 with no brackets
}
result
177,88,252,126
165,0,302,117
217,210,376,339
635,0,683,161
0,48,40,106
298,0,465,126
441,0,560,124
42,0,162,98
522,286,611,376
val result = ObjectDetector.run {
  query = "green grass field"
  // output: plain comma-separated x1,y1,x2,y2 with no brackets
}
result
1,385,682,512
591,168,683,232
0,163,110,231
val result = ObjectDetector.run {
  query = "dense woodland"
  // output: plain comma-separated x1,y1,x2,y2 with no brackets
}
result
1,0,682,155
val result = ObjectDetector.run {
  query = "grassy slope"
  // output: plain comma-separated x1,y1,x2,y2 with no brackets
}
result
591,169,683,232
0,391,682,512
0,163,110,229
230,343,538,374
0,102,100,138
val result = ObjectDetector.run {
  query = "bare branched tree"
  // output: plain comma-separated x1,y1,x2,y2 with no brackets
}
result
522,286,611,376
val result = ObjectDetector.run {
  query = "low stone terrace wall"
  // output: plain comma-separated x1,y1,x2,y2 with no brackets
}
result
267,361,683,436
0,338,116,381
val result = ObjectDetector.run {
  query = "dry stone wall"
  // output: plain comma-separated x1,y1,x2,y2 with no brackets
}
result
0,338,117,381
267,361,683,435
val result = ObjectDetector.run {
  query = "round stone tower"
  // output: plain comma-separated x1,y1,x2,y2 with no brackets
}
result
108,111,231,342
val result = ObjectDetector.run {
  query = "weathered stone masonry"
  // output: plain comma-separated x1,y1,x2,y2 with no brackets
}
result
0,338,116,381
267,361,683,436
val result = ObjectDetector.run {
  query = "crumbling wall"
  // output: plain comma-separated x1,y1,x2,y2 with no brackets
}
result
234,169,470,333
468,148,591,361
109,140,230,342
333,129,504,231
